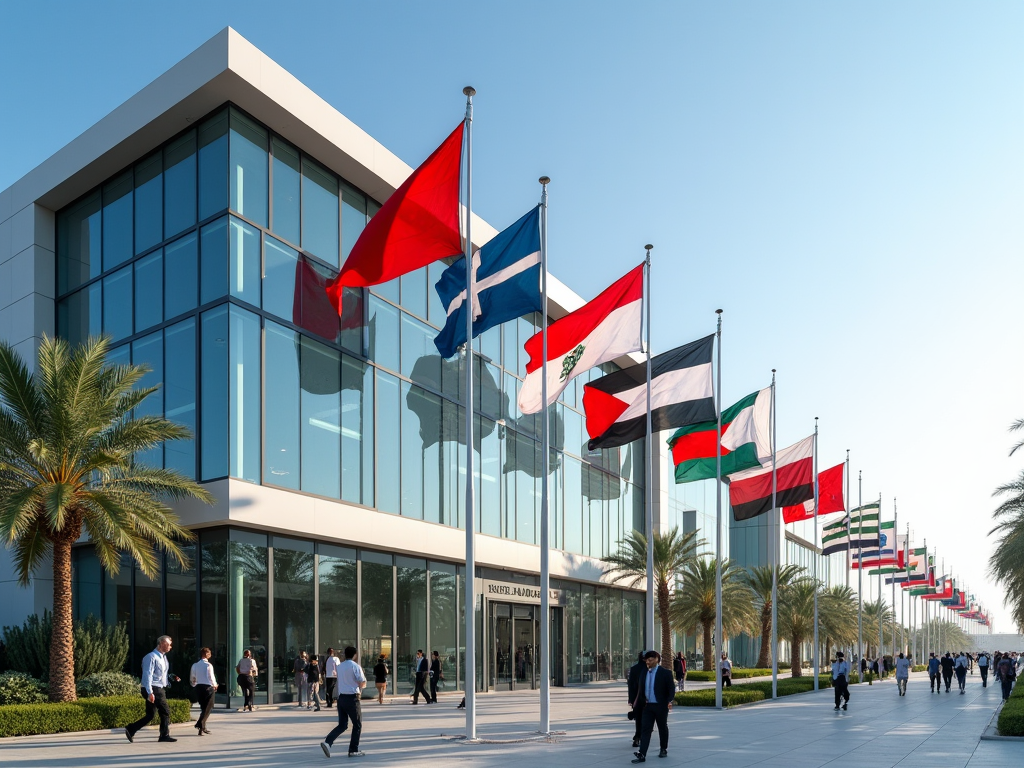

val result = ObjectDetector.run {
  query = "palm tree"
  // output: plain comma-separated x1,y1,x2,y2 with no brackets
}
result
990,418,1024,631
670,557,757,671
605,527,703,668
777,577,818,677
744,564,805,669
860,599,894,658
0,336,213,701
819,584,858,663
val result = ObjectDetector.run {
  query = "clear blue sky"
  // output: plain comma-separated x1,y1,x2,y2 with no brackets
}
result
3,1,1022,631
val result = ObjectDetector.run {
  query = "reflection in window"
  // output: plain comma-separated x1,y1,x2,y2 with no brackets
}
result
396,557,427,696
300,336,341,499
400,267,427,320
103,266,132,342
229,217,261,307
401,313,439,384
134,558,162,674
134,151,163,255
272,137,301,245
231,307,261,483
429,562,458,690
201,306,228,480
230,110,269,227
376,371,401,515
134,250,163,332
229,532,269,700
360,552,394,692
164,318,196,479
57,190,101,294
319,545,357,662
200,217,228,305
341,356,374,507
199,534,228,700
264,323,300,489
479,415,500,536
263,236,299,322
198,110,228,221
273,537,314,702
368,296,399,373
102,172,133,270
341,184,366,263
164,233,198,319
165,546,197,692
132,331,164,468
165,130,197,238
302,157,339,266
57,283,101,347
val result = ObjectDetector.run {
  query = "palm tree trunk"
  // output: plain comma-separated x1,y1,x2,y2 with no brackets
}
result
702,623,713,672
757,605,771,669
658,578,672,670
790,634,803,678
49,534,77,702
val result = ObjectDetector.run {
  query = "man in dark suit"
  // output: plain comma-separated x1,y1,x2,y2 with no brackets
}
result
412,650,432,704
632,650,675,763
626,652,646,747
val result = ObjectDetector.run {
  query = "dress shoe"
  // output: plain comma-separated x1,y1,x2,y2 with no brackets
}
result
631,754,646,764
125,729,135,743
158,736,177,743
348,751,366,757
321,742,332,757
632,740,640,747
842,703,847,710
203,729,211,734
659,749,668,758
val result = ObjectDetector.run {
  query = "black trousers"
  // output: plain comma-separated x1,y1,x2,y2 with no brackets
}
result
632,702,645,742
637,702,669,757
429,676,439,703
942,672,953,691
956,668,967,691
722,674,732,688
325,677,337,707
194,684,215,730
1001,676,1015,701
929,672,940,691
126,686,170,738
237,674,255,708
980,667,988,686
834,678,849,707
325,693,362,752
413,673,430,703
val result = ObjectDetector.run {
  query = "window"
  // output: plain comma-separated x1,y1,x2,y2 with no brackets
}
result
272,537,314,702
429,562,457,689
341,355,374,507
230,306,261,483
301,157,339,266
395,557,426,696
164,233,198,319
57,191,100,294
376,371,401,514
400,267,427,320
102,171,133,270
229,110,268,227
229,531,269,700
319,545,357,664
164,318,196,478
263,236,299,323
102,266,132,342
165,130,197,237
198,110,228,220
134,250,163,332
132,331,164,468
360,551,394,690
201,306,229,480
57,283,101,347
367,296,399,372
200,217,228,305
271,137,301,245
300,336,341,499
229,217,261,307
134,151,163,255
264,323,300,490
340,184,366,263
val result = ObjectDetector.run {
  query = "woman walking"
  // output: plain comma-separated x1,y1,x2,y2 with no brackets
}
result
236,649,259,712
190,647,218,735
309,655,324,711
895,653,911,696
293,651,309,707
373,655,389,704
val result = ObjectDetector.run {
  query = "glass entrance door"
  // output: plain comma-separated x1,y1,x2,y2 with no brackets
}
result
490,602,540,691
550,606,564,686
513,605,537,689
492,603,513,689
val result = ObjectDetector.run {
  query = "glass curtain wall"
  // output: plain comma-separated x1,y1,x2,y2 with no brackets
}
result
272,537,314,702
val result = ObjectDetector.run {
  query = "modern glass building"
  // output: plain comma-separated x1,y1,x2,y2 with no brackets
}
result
0,29,661,708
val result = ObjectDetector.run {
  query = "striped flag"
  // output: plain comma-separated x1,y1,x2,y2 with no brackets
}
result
852,518,899,569
821,504,880,556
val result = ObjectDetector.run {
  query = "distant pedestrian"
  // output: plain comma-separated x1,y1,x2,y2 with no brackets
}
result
190,646,218,735
977,652,990,687
373,655,389,704
125,635,180,743
236,649,258,712
631,651,674,763
861,657,868,676
308,655,324,711
720,653,733,687
324,648,340,708
294,651,309,707
412,650,431,704
927,653,941,693
673,652,686,692
954,652,969,694
996,653,1016,701
320,646,366,758
895,653,911,697
832,652,851,710
627,652,646,748
429,651,443,703
940,652,955,693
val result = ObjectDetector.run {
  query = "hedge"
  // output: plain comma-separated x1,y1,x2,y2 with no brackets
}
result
0,696,191,738
997,696,1024,737
675,689,765,707
684,668,773,682
912,665,927,673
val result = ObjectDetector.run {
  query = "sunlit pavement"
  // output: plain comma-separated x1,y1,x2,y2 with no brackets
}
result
0,671,1018,768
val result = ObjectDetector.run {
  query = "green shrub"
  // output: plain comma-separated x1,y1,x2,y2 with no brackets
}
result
1009,682,1024,699
684,668,772,682
0,671,47,705
675,688,765,706
0,696,191,737
1,612,128,680
76,672,141,698
997,697,1024,737
912,665,927,673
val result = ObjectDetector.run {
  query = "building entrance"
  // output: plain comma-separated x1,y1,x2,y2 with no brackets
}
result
489,602,564,691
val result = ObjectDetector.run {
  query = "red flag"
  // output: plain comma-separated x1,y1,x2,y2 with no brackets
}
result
782,462,845,524
326,123,464,312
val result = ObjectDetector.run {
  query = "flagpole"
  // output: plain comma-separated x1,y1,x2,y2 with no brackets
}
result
644,246,655,657
714,309,724,710
891,498,897,660
877,494,883,666
461,85,477,741
844,451,850,589
812,417,819,691
857,471,863,670
923,540,928,657
538,176,551,735
769,370,778,700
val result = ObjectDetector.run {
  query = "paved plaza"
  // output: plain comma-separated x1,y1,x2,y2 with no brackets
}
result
0,672,1018,768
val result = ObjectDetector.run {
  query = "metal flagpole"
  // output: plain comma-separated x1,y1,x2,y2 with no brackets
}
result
923,540,928,657
877,494,883,664
812,418,819,690
891,499,897,660
538,176,551,735
857,471,863,668
713,309,724,709
461,85,477,740
644,246,655,655
770,370,778,699
845,451,850,589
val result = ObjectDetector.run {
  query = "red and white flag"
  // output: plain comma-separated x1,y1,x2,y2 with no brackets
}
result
517,264,643,415
728,435,814,521
782,462,845,524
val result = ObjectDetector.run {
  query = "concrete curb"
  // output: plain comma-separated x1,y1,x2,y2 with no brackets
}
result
980,700,1024,741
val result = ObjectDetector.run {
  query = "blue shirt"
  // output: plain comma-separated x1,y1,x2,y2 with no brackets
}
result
645,667,659,704
928,658,940,674
141,649,169,694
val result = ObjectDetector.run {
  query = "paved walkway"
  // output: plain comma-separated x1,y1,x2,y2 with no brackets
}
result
0,672,1018,767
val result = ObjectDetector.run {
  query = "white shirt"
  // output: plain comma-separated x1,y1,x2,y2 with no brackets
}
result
720,658,732,673
831,660,851,678
141,649,169,694
977,654,989,667
190,658,218,688
895,658,911,678
336,659,366,695
954,655,969,669
325,655,341,678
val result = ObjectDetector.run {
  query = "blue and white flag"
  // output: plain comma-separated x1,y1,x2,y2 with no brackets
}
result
433,206,542,359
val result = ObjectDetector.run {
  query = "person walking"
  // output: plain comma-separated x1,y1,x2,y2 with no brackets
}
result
411,650,431,704
308,655,324,711
324,648,340,709
320,646,366,758
190,646,218,736
895,653,911,697
940,652,955,693
861,656,868,677
631,651,674,764
626,652,646,748
672,652,686,693
373,655,389,704
294,651,310,708
996,653,1017,702
832,651,851,710
429,651,443,704
125,635,180,743
236,649,258,712
954,651,969,694
927,653,941,694
977,651,990,688
720,652,733,687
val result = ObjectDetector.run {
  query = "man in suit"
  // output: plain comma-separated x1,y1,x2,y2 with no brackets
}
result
632,650,675,763
626,652,646,747
412,650,432,704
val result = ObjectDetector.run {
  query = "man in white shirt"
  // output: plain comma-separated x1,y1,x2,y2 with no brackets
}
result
954,652,969,694
894,653,911,696
321,646,367,758
125,635,179,743
831,652,851,710
720,653,733,687
190,646,219,735
324,648,341,709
